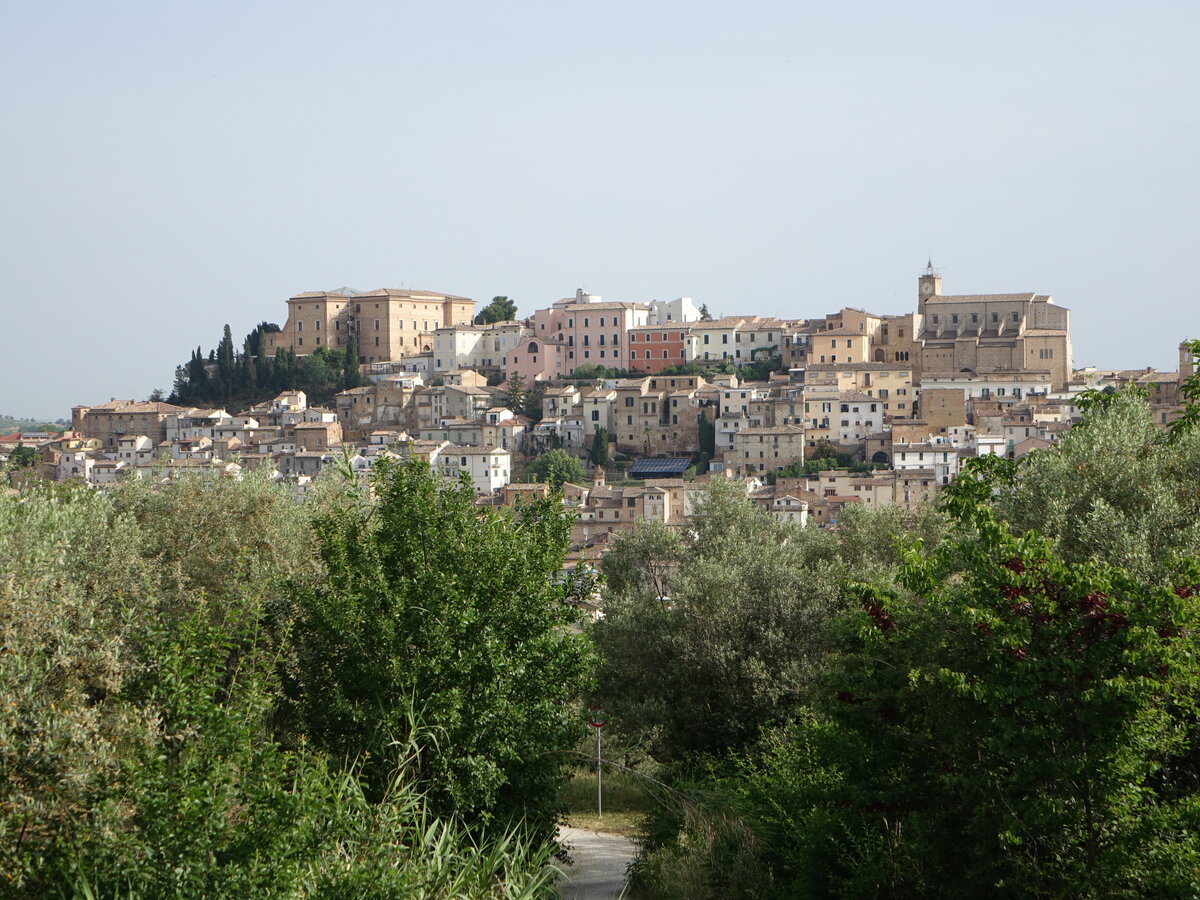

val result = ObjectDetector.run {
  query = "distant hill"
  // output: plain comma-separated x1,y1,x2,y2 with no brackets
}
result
0,414,68,434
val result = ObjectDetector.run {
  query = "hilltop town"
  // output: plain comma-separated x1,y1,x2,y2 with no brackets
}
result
6,264,1193,572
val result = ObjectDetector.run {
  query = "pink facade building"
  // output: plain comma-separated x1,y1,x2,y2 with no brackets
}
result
506,291,650,382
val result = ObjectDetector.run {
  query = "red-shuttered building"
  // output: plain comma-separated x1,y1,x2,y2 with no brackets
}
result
627,325,688,374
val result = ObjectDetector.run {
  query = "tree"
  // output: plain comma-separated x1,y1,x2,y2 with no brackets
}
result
474,296,518,325
990,386,1200,582
0,474,562,896
527,448,586,489
698,412,715,457
503,373,529,417
289,459,593,836
590,426,609,466
698,303,713,321
217,324,236,398
593,480,843,760
707,452,1200,897
8,446,37,469
340,334,364,390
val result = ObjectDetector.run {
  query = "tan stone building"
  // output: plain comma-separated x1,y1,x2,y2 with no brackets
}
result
612,375,706,455
72,400,186,451
265,288,475,365
915,264,1072,390
727,425,806,474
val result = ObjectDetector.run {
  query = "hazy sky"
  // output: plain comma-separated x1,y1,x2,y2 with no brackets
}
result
3,1,1197,419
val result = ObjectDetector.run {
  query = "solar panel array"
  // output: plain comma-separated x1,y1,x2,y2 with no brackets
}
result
630,457,694,478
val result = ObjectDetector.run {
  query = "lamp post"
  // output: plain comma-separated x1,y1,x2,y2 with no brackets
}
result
588,708,607,818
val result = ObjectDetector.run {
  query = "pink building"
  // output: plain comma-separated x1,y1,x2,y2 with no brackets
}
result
506,290,650,382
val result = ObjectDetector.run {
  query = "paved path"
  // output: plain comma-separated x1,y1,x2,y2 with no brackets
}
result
556,825,637,899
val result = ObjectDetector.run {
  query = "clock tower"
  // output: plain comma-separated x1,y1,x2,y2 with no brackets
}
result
918,259,942,318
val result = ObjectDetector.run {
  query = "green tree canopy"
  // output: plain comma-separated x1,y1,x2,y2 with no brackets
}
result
289,459,594,836
474,295,518,324
527,448,586,489
594,480,845,760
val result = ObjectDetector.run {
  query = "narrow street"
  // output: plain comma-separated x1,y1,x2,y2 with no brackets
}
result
557,825,637,899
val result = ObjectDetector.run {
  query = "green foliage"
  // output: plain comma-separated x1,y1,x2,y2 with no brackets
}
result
1168,338,1200,442
988,387,1200,581
566,363,628,380
527,448,586,489
590,426,609,466
594,481,844,762
7,445,37,468
697,412,715,457
0,474,570,897
474,295,518,325
765,450,855,483
288,458,594,837
166,320,375,412
754,498,1200,896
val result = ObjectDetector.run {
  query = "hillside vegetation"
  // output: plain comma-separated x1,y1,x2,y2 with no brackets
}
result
0,462,591,897
593,380,1200,898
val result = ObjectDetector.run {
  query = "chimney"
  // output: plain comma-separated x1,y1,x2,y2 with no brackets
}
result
592,465,606,488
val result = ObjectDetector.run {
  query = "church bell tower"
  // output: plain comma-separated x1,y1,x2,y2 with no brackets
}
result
918,259,942,318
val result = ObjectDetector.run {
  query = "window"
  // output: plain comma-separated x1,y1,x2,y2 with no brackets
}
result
315,320,321,330
1012,312,1019,322
932,315,939,324
374,319,380,330
592,410,599,421
722,334,729,344
625,397,634,407
703,334,710,344
952,314,959,324
297,321,303,332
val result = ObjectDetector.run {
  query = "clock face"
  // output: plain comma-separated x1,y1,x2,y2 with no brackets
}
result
921,281,934,295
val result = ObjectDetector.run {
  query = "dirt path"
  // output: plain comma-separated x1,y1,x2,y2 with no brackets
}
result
556,825,637,899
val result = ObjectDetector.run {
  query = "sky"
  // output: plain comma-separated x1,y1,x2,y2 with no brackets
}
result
2,1,1197,419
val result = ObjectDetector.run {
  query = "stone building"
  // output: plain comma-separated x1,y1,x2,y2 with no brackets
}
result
915,263,1072,390
72,400,186,451
265,288,475,366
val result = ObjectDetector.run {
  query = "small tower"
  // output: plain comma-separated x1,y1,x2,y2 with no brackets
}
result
918,259,942,318
592,464,606,488
1180,340,1196,385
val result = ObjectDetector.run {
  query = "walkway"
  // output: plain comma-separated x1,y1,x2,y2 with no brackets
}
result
556,825,637,900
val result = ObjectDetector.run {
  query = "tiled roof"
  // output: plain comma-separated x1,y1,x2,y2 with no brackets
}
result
925,293,1039,304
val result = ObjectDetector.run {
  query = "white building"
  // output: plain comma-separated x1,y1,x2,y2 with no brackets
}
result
646,296,702,325
892,440,962,485
436,446,512,495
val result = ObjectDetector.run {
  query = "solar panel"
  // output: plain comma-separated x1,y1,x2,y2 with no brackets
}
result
630,457,694,478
